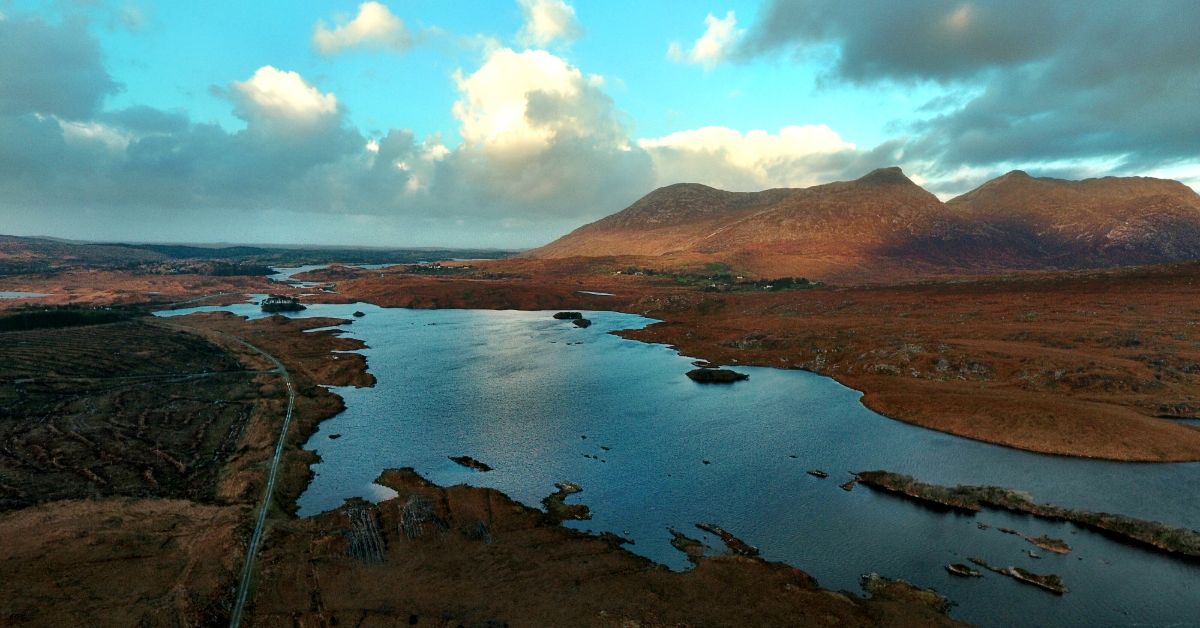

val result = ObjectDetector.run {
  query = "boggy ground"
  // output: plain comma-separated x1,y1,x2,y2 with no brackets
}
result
0,321,258,509
249,468,961,627
0,312,370,626
308,259,1200,461
0,269,271,309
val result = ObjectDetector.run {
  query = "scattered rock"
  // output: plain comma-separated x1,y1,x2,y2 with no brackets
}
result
1009,567,1067,595
553,311,583,320
856,470,1197,559
669,528,706,561
859,573,953,615
686,368,749,383
721,332,781,351
597,531,634,547
1027,534,1072,555
695,523,759,557
946,563,982,578
542,481,591,524
573,318,592,328
840,478,858,492
328,433,342,440
352,311,365,317
448,455,492,472
969,557,1067,594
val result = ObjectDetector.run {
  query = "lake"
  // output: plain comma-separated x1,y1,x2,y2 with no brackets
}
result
158,300,1200,626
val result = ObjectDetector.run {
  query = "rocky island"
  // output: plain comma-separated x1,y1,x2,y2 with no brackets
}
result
686,367,750,383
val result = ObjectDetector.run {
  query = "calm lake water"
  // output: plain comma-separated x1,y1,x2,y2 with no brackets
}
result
0,291,48,299
158,301,1200,627
267,265,329,288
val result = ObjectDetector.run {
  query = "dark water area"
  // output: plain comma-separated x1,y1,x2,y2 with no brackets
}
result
157,301,1200,626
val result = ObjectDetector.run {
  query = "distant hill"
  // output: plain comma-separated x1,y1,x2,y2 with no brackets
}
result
111,243,515,265
0,235,515,275
946,170,1200,266
0,236,167,273
528,168,1200,279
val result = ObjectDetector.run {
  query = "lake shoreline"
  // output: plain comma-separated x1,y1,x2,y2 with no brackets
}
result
160,305,968,627
154,297,1200,626
292,260,1200,463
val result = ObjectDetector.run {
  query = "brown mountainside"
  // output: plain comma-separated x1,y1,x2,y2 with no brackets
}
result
947,170,1200,265
530,167,1200,279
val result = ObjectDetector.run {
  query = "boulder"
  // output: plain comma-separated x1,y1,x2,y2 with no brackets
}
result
448,455,492,472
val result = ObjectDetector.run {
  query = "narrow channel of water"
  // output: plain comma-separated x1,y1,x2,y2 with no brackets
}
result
157,300,1200,627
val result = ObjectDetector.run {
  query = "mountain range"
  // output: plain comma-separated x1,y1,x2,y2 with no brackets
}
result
529,167,1200,280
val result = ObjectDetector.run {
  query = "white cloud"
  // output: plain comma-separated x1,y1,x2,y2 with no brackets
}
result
516,0,580,47
453,48,593,151
638,124,861,190
516,0,582,46
313,1,411,55
668,11,743,70
231,66,338,125
445,47,651,214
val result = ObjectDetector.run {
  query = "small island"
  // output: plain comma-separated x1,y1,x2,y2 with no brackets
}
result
260,294,306,313
448,455,492,472
686,368,749,383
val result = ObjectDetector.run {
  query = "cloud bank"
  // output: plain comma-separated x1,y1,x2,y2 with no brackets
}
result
739,0,1200,180
638,125,893,191
0,13,660,246
2,2,1197,247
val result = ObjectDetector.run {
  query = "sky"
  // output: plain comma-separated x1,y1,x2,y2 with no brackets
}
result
1,0,1198,248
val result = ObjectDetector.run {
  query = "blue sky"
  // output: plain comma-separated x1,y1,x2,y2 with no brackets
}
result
92,1,933,149
0,0,1197,247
